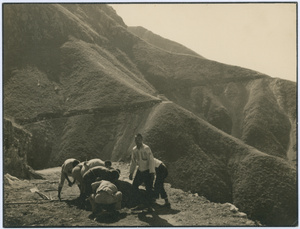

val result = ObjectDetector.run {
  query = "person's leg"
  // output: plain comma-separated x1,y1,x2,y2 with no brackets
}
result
154,167,161,199
58,172,66,200
84,176,94,198
154,174,164,198
89,194,97,213
82,172,90,198
132,170,143,206
154,165,165,199
144,171,154,207
77,184,81,196
160,165,170,207
114,191,123,210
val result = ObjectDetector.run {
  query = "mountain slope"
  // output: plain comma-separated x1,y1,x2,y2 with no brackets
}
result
3,3,297,226
128,21,296,161
141,102,297,225
128,26,203,57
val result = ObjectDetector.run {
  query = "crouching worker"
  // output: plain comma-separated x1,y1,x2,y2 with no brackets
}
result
89,179,122,215
58,158,80,201
154,158,170,207
82,166,120,199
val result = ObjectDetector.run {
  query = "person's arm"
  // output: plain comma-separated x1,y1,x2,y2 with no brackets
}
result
71,178,76,185
129,151,136,180
58,169,66,201
64,173,73,187
58,186,62,201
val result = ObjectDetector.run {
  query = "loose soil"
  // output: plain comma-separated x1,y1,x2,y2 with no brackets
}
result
4,162,258,227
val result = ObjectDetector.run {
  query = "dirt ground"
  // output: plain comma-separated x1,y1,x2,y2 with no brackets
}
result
3,162,258,227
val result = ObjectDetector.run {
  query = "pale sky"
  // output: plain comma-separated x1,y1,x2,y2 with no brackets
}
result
111,3,297,82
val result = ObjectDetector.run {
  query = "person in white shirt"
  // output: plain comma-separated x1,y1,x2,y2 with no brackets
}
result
154,158,170,207
58,158,80,201
129,133,155,211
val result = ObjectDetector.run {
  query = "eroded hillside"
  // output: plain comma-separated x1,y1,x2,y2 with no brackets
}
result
3,3,297,226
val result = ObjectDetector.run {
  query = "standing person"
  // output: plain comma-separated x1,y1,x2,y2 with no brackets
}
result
58,158,80,201
129,133,155,211
153,158,170,208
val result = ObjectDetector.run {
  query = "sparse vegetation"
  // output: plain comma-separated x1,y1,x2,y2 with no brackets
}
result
3,4,297,226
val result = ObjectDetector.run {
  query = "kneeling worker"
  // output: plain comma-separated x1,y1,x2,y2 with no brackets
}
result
89,179,123,214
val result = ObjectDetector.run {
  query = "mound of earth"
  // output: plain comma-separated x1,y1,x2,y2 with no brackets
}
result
232,154,297,226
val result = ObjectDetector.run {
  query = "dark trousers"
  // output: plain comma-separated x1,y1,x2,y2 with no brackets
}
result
154,163,168,199
132,169,153,206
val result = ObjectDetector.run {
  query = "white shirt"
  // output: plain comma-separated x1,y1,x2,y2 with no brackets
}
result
61,158,77,176
154,158,163,168
59,158,77,188
129,143,155,174
92,180,118,195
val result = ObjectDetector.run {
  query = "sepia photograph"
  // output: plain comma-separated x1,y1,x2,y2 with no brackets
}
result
2,1,297,227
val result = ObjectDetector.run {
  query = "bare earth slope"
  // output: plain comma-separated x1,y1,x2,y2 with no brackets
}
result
3,4,297,226
4,164,258,227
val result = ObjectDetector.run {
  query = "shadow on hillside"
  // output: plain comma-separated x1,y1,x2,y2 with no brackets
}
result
138,211,173,226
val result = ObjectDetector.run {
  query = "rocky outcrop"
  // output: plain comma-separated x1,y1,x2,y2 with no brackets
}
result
4,119,43,179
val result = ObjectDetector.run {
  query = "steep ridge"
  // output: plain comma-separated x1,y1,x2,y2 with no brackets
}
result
4,4,157,121
3,4,297,226
128,26,203,57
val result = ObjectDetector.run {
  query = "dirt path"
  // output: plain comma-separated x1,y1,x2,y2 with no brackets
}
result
4,162,258,227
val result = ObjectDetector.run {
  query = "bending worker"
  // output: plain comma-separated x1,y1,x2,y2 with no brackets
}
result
153,158,170,207
72,158,105,198
58,158,80,201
